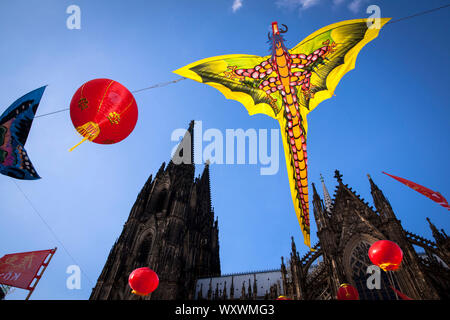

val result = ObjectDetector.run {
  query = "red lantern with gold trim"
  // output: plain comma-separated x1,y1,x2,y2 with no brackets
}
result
128,267,159,296
368,240,403,271
69,78,138,151
337,283,359,300
276,295,291,300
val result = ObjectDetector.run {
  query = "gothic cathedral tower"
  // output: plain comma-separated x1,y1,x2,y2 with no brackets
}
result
281,170,449,300
90,121,221,300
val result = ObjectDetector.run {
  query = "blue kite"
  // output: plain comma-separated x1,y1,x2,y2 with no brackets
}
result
0,87,46,180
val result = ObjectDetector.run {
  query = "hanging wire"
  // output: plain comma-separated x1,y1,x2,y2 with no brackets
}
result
130,77,186,94
386,3,450,25
34,108,70,118
12,180,95,287
34,77,187,119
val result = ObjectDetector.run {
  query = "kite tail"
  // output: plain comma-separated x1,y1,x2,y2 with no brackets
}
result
278,116,311,249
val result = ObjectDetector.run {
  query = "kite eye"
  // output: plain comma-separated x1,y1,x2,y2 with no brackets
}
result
279,24,288,33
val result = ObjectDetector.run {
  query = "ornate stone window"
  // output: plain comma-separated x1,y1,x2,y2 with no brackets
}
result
348,240,400,300
155,189,168,213
136,234,153,266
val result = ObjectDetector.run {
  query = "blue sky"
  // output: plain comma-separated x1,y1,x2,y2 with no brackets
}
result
0,0,449,300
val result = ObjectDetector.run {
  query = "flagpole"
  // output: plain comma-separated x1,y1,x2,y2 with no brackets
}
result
25,248,57,300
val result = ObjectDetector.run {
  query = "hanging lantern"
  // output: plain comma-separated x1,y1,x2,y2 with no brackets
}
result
337,283,359,300
276,295,291,300
368,240,403,271
128,267,159,296
69,78,138,151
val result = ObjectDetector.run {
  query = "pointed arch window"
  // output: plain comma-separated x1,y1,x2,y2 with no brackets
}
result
155,189,168,213
167,191,177,215
136,234,153,266
348,240,400,300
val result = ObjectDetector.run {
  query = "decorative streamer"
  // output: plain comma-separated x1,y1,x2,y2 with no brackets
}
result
383,171,450,211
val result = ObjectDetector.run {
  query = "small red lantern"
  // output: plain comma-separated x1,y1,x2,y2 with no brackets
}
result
368,240,403,271
128,267,159,296
69,78,138,151
337,283,359,300
276,295,291,300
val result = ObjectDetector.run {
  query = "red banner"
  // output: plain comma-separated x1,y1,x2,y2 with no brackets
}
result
390,286,413,300
0,249,53,289
382,172,450,211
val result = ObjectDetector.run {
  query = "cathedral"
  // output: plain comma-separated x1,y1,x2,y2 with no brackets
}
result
278,171,450,300
90,121,450,300
90,121,220,300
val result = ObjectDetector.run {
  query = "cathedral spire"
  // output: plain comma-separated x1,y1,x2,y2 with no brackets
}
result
334,170,343,184
156,162,166,177
253,274,257,299
281,256,286,271
367,174,378,191
312,182,327,231
194,161,213,220
207,278,212,300
169,120,195,167
290,236,299,261
223,281,228,300
187,120,195,165
230,276,234,299
201,161,213,213
368,174,395,220
320,174,332,214
137,174,153,199
427,217,447,245
201,160,211,184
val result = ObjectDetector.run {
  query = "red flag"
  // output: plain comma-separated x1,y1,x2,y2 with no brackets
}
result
390,286,413,300
382,172,450,211
0,249,54,289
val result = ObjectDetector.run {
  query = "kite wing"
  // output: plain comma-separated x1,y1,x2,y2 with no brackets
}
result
0,87,45,180
288,18,391,115
173,54,283,119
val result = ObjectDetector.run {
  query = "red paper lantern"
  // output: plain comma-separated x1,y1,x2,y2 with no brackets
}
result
69,78,138,150
368,240,403,271
128,267,159,296
276,295,291,300
337,283,359,300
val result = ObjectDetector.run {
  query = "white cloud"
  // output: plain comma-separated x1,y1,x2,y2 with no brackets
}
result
348,0,368,14
232,0,243,12
276,0,322,11
302,0,321,9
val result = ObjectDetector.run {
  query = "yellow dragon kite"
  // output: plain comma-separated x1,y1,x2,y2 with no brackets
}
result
174,18,390,248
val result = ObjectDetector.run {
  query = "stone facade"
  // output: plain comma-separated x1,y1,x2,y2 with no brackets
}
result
90,121,449,300
195,269,284,300
280,170,450,300
90,121,220,300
